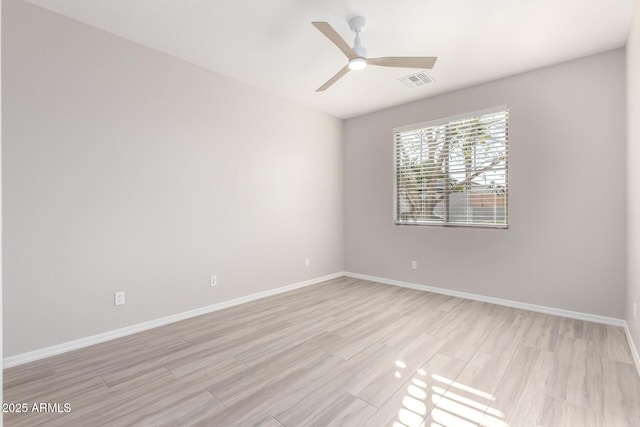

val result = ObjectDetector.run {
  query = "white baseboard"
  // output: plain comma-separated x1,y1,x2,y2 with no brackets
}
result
5,271,630,369
348,272,639,378
3,272,344,368
344,271,625,327
624,322,640,378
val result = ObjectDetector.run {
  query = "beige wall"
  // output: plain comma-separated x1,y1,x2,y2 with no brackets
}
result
2,0,343,356
1,0,4,412
344,49,627,318
627,0,640,358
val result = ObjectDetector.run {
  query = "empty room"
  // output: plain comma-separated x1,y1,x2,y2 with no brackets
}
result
2,0,640,425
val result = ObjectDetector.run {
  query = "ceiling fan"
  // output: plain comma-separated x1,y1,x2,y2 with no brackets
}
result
312,16,437,92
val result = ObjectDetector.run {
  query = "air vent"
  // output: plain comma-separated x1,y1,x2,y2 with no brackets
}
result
398,71,436,88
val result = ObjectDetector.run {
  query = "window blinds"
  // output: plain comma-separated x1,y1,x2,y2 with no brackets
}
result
394,107,508,228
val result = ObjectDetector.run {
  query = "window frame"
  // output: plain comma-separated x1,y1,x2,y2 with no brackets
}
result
393,106,509,229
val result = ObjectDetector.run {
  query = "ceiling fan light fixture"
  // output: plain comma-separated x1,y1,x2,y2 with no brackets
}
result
348,57,367,71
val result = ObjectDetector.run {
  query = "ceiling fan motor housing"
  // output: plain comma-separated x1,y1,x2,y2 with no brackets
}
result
348,16,367,70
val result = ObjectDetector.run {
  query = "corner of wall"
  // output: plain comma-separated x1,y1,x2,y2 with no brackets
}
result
626,0,640,372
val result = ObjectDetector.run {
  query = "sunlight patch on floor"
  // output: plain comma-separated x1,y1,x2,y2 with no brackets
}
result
391,370,509,427
432,373,496,401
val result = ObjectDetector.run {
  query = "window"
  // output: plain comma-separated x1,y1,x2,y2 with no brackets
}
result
394,106,508,228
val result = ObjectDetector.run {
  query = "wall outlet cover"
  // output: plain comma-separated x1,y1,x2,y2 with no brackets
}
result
114,291,125,306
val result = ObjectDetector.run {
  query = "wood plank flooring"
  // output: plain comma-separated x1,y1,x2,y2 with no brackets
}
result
4,277,640,426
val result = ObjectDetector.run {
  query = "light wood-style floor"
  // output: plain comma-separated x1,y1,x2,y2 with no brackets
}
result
4,277,640,426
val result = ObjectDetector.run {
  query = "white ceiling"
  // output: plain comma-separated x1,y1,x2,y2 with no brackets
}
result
24,0,635,119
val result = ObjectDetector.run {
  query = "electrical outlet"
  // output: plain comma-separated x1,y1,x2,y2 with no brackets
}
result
411,260,418,270
634,302,637,320
210,275,217,287
114,291,125,306
305,258,311,267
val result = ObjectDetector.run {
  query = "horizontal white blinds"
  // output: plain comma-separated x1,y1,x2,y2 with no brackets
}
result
394,107,508,228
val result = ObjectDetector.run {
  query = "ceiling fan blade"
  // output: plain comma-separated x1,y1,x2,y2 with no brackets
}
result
312,22,357,60
316,65,351,92
367,57,438,69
